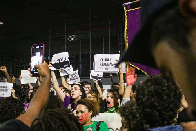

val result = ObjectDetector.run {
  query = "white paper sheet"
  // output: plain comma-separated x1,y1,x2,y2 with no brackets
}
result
21,70,37,84
94,54,120,72
0,82,13,97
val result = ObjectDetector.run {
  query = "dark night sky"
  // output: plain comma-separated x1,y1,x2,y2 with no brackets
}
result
0,0,127,55
0,0,143,76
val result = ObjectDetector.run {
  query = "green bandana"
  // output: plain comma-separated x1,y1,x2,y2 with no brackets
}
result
105,107,118,113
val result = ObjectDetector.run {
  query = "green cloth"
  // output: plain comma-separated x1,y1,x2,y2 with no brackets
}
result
83,121,109,131
105,107,118,113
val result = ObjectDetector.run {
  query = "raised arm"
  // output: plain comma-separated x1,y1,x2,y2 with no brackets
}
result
0,66,12,83
119,64,125,95
122,85,133,99
16,61,51,127
51,70,65,101
93,79,104,100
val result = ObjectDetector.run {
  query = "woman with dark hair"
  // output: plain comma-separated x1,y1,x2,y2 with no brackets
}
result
105,89,120,113
76,99,109,131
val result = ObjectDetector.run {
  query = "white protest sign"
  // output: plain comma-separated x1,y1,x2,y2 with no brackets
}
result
92,113,122,130
0,82,13,97
52,52,70,69
90,70,103,80
69,70,80,84
122,62,126,73
60,65,74,76
21,70,37,84
94,54,120,72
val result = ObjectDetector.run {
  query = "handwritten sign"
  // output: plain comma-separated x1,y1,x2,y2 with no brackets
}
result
21,70,37,84
90,70,103,80
60,65,74,76
94,54,120,72
52,52,70,69
69,70,80,84
0,82,13,97
92,113,122,130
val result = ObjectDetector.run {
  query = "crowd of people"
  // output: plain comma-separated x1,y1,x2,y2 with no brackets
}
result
1,0,196,130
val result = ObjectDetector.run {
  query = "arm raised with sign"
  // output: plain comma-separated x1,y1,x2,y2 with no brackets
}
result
51,70,65,101
0,66,12,83
16,61,51,127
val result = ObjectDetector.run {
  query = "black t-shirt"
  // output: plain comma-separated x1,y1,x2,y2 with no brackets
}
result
0,119,29,131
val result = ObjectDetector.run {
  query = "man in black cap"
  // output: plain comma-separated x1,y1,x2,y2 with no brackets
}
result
118,0,196,117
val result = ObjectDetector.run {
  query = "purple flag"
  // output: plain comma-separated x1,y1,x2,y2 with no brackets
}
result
124,3,160,76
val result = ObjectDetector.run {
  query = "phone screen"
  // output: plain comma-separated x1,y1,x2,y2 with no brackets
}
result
30,44,45,75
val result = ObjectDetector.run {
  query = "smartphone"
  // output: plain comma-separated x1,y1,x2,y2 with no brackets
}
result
30,43,45,76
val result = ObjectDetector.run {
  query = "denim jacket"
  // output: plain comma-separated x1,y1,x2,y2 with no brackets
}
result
148,125,182,131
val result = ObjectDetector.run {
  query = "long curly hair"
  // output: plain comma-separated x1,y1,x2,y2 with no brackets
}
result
77,99,99,118
30,108,83,131
0,97,24,124
136,75,182,127
119,100,145,131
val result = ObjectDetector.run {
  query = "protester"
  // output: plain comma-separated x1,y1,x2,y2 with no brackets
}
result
30,108,83,131
0,97,24,124
105,89,120,113
51,70,86,112
119,100,144,131
81,81,92,95
136,75,182,130
76,99,109,131
0,61,50,130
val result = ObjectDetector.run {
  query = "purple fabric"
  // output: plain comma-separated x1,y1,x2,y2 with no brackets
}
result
63,95,77,111
0,97,2,100
63,95,70,108
125,4,160,76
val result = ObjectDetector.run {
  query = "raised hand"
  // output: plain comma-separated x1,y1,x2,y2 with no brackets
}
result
34,61,50,77
126,67,137,85
0,66,8,73
12,76,16,83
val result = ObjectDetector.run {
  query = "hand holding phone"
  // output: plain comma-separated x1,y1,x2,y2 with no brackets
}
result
30,43,45,76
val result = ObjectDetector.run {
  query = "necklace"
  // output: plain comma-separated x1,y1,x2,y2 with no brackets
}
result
85,121,93,131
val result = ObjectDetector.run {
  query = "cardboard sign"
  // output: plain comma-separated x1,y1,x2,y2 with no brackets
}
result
52,52,70,69
94,54,120,72
21,70,37,84
92,113,122,130
69,70,80,84
0,82,13,97
90,70,103,80
60,65,74,76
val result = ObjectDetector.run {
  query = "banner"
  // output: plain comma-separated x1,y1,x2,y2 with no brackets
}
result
92,113,122,130
52,52,70,69
124,3,160,76
94,54,120,72
21,70,37,84
0,82,13,97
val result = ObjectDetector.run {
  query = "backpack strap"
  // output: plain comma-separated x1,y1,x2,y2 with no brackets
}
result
96,121,103,131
